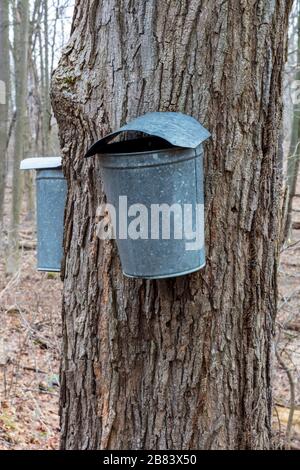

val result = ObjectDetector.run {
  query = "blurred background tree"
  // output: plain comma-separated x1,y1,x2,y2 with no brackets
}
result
0,0,10,227
283,0,300,241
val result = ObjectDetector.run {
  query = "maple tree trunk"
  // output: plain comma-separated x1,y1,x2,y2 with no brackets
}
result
51,0,292,450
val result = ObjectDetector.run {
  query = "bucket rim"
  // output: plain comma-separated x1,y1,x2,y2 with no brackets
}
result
97,145,193,157
37,267,61,272
123,262,206,280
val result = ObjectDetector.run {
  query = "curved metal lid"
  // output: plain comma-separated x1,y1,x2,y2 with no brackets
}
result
85,112,211,157
20,157,62,170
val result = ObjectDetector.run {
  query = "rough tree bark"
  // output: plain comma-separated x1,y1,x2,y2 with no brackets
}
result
51,0,292,450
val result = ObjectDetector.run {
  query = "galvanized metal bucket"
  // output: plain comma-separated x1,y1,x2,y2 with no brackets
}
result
20,157,67,272
86,112,211,279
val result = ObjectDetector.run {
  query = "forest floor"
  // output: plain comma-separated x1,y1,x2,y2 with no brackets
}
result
0,186,61,450
0,182,300,450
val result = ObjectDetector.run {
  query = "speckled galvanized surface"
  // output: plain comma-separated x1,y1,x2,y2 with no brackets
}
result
85,112,211,157
101,146,206,279
36,169,67,272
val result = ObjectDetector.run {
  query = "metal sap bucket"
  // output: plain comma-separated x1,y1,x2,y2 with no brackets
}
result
20,157,67,272
86,112,211,279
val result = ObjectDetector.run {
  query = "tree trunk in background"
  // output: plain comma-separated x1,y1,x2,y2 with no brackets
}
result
42,0,51,155
0,0,10,226
7,0,30,273
24,117,35,222
285,1,300,240
52,0,292,450
30,0,44,156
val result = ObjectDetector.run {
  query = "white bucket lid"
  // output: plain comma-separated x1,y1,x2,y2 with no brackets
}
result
20,157,62,170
